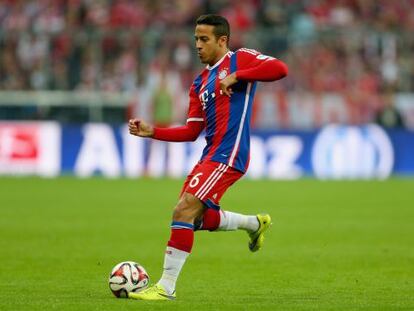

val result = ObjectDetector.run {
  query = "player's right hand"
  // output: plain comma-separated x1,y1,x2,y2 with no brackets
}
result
219,72,238,97
128,118,154,137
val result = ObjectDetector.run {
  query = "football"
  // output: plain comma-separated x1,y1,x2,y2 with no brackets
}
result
108,261,149,298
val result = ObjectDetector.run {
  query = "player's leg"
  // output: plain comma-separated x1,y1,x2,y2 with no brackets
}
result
193,162,272,252
192,163,260,233
197,208,271,252
197,208,259,232
157,192,203,295
129,192,203,301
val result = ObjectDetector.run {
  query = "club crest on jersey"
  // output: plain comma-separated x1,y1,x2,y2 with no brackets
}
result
219,69,228,80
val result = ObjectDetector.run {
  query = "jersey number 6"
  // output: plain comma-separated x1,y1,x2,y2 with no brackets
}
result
189,173,203,188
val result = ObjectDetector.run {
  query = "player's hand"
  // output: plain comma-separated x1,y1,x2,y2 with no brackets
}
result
128,118,154,137
219,73,238,97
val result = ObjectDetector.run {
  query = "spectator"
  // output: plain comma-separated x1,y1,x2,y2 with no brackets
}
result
0,0,413,128
375,91,405,128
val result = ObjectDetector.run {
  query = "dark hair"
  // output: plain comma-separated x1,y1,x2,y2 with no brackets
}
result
196,14,230,44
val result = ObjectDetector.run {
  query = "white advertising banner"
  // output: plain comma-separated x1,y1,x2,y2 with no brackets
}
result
0,122,61,177
0,122,412,178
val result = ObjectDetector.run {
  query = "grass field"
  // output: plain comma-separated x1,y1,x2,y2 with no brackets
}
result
0,177,413,310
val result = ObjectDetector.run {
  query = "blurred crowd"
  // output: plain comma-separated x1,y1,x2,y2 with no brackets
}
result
1,0,414,126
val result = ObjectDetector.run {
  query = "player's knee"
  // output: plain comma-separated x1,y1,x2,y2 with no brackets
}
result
172,193,202,223
172,205,192,223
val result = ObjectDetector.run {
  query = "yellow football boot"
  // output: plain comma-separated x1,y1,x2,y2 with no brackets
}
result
248,214,272,252
128,284,176,301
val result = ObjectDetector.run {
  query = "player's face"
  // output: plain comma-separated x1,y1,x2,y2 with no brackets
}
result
194,24,227,65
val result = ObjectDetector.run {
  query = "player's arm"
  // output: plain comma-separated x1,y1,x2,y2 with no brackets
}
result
128,118,204,142
220,49,288,96
235,53,288,82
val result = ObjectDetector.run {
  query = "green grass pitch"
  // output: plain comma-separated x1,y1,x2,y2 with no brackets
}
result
0,177,413,310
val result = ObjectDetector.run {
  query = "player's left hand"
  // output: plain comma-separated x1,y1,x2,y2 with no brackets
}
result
220,73,238,97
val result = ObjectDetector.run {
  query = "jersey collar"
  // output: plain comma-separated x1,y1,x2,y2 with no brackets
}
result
206,51,233,71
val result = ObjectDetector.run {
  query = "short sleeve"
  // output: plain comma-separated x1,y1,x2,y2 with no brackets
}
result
187,84,204,123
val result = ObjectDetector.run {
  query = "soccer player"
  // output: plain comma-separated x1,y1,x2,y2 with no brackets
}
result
128,14,288,300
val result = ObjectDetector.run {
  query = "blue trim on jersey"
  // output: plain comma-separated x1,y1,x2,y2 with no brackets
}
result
201,67,219,159
193,73,203,94
230,50,237,73
171,221,194,230
236,82,257,170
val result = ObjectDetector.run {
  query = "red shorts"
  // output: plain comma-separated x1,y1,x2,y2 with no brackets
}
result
180,160,244,209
